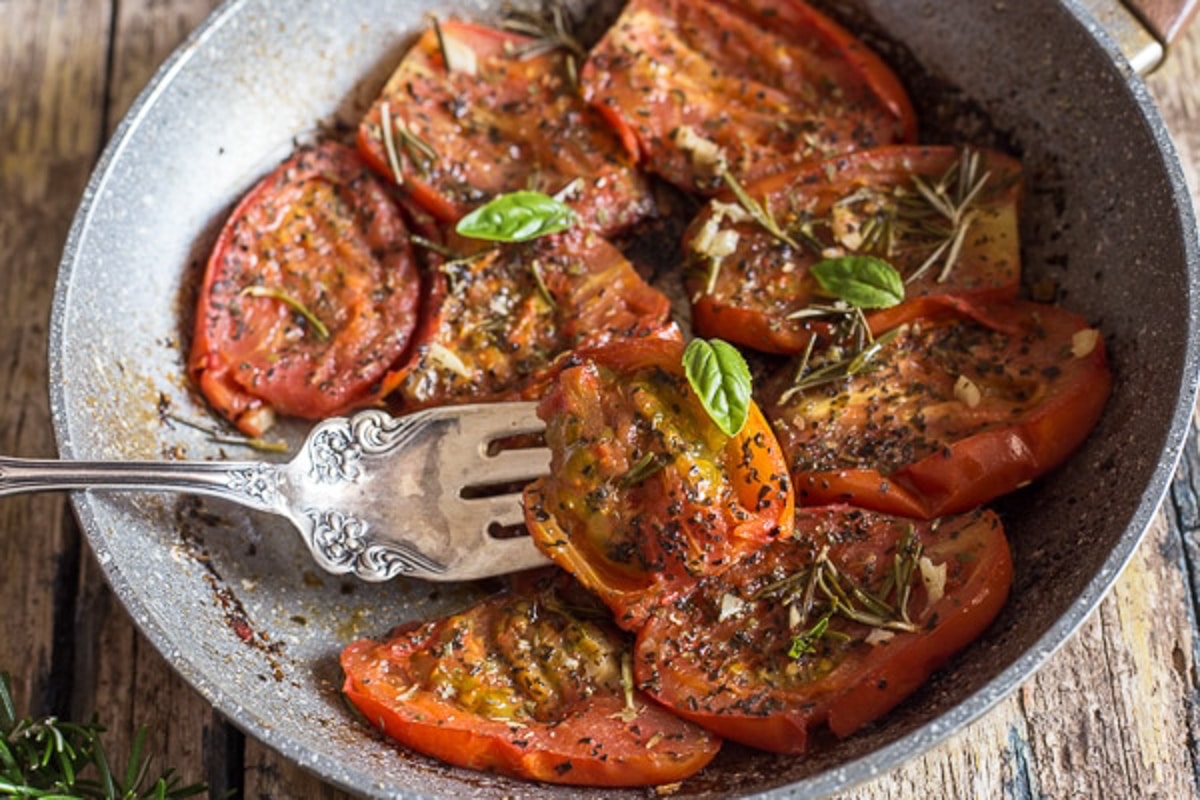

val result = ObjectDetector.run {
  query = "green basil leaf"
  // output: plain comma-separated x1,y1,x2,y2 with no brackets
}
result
455,190,575,242
683,338,752,437
810,255,904,309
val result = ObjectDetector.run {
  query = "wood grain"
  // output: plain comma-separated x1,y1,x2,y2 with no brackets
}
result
0,0,109,724
2,3,1199,799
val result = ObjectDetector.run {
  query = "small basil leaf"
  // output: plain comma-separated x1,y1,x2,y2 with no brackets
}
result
455,190,575,242
810,255,904,309
683,338,752,437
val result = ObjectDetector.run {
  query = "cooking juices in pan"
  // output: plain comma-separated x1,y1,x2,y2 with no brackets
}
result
186,0,1112,789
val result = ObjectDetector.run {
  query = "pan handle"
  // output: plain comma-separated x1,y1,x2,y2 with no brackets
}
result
1079,0,1197,74
1123,0,1199,45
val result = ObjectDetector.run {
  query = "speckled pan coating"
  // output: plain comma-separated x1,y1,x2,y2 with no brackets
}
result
47,0,1200,797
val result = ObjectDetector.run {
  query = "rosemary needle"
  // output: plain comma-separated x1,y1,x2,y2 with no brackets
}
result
240,285,330,340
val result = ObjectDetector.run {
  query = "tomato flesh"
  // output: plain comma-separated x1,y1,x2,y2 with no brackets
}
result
357,20,654,237
523,337,794,630
684,146,1023,355
634,505,1012,753
581,0,916,195
764,297,1112,518
189,141,420,435
386,228,672,410
340,572,721,786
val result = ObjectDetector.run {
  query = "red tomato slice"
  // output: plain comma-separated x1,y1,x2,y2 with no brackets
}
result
634,505,1012,753
763,297,1112,518
581,0,916,195
523,337,795,630
340,571,721,787
684,146,1024,355
386,227,673,410
357,20,654,237
189,141,420,435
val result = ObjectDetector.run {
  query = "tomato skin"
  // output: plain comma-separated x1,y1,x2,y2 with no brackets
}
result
340,572,721,787
581,0,915,196
386,227,673,410
685,146,1024,355
523,337,794,630
357,21,654,237
190,141,420,435
634,505,1012,753
764,297,1112,518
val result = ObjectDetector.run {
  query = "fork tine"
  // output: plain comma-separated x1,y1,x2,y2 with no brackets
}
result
462,447,551,487
455,400,545,439
489,535,552,572
460,492,528,528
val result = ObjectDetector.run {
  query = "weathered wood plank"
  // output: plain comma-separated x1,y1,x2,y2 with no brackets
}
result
0,0,109,722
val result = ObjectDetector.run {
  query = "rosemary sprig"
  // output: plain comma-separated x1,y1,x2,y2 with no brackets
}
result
823,148,992,286
896,149,990,285
777,309,900,403
0,672,208,799
529,259,556,309
379,102,405,185
721,169,798,250
240,286,329,341
408,234,462,260
501,0,587,79
777,531,925,658
166,413,289,454
379,102,439,184
787,611,834,658
619,451,669,488
379,100,436,183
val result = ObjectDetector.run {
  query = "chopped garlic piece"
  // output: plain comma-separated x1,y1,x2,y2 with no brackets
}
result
1072,328,1100,358
831,203,864,251
864,628,895,646
691,216,739,259
427,342,472,379
918,555,947,607
710,200,751,224
717,592,747,621
708,230,739,259
441,33,477,75
673,126,726,174
954,374,982,408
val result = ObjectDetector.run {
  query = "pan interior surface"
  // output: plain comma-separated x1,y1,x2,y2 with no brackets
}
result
48,0,1200,797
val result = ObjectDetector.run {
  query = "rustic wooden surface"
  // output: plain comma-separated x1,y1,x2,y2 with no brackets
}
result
3,2,1200,798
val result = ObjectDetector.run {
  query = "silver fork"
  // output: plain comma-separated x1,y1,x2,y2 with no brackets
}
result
0,402,551,582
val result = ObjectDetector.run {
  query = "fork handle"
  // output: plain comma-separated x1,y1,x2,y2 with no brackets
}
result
0,455,281,512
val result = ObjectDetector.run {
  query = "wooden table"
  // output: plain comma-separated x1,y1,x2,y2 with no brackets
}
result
3,2,1199,797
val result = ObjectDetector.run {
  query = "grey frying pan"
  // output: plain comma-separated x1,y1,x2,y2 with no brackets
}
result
48,0,1200,796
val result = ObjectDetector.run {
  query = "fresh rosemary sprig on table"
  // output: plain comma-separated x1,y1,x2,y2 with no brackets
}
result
0,672,207,799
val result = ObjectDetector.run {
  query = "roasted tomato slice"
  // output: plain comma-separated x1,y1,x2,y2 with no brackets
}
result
387,227,672,410
340,571,721,787
635,505,1012,753
357,20,654,236
581,0,915,195
763,297,1112,518
189,141,420,435
684,146,1024,355
523,337,794,630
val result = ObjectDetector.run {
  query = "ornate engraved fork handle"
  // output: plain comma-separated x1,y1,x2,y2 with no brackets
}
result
0,455,282,511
